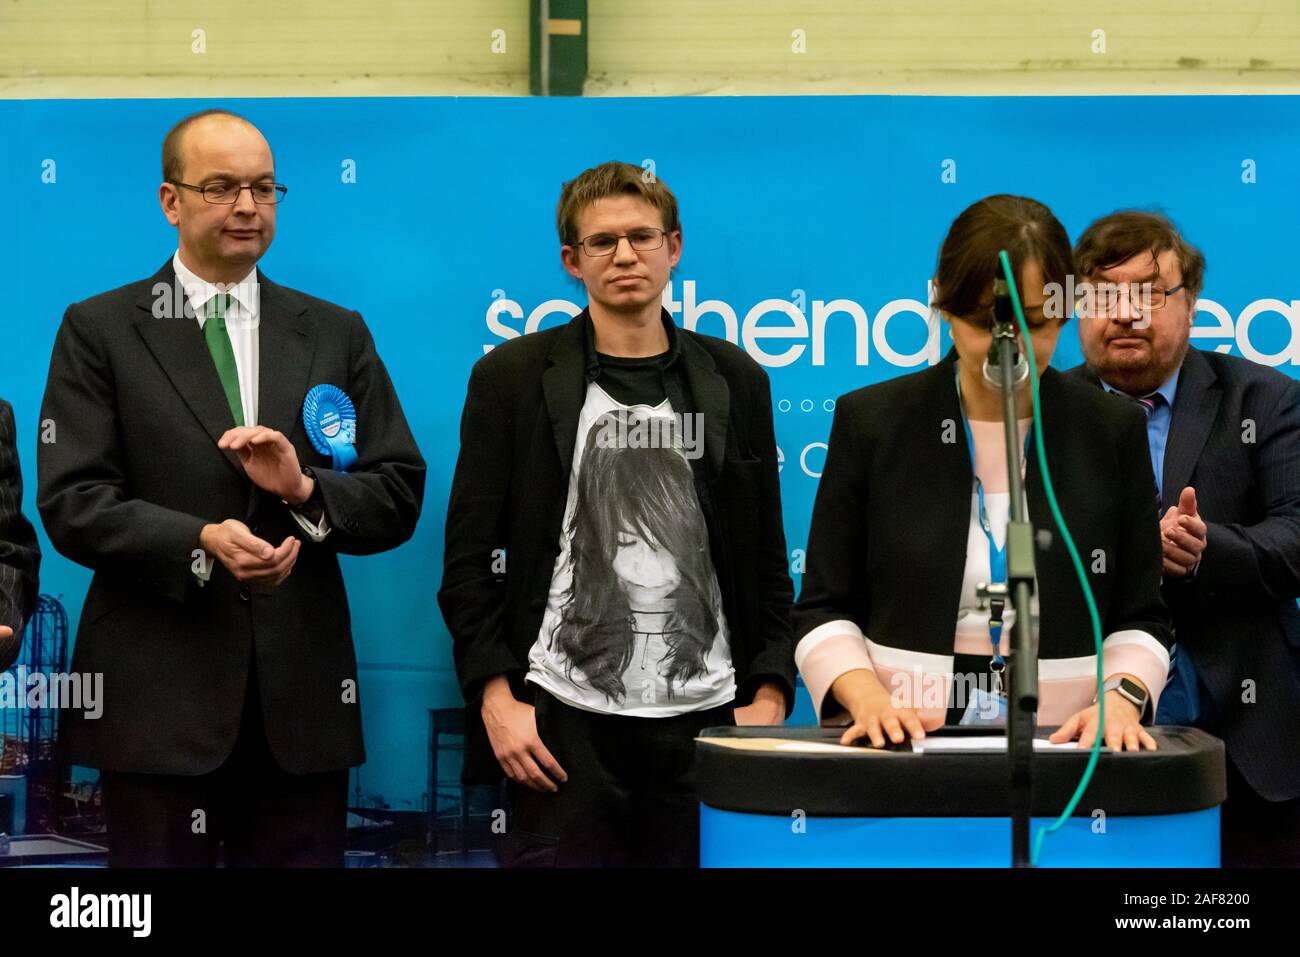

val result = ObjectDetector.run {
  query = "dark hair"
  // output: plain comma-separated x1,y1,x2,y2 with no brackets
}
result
162,108,261,183
556,161,681,246
548,409,718,704
1074,210,1205,299
933,194,1073,328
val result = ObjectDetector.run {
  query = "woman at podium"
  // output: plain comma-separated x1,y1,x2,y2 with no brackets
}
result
793,194,1172,753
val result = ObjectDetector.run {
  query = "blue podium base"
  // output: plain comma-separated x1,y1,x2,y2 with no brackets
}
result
700,804,1221,867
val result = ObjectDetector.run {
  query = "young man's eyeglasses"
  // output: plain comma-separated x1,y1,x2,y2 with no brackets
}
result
169,180,288,205
574,227,667,257
1077,281,1185,319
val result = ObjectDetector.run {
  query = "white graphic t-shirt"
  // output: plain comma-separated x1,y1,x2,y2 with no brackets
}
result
526,371,736,716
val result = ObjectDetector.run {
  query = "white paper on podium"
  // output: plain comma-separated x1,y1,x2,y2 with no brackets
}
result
696,736,887,755
911,737,1103,753
696,736,1108,755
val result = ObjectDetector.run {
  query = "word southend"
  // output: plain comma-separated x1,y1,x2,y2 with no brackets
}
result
485,280,1300,367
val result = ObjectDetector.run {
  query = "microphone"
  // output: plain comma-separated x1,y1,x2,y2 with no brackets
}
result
983,259,1029,390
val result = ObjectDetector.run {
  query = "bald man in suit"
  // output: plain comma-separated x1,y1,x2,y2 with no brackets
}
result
37,108,424,866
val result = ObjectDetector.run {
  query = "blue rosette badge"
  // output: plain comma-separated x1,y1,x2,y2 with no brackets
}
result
303,384,358,471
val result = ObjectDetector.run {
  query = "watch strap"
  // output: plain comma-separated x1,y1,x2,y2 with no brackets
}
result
1095,676,1151,723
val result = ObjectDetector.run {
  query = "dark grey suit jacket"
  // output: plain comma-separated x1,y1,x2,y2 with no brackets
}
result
37,258,425,775
1072,347,1300,801
0,398,41,671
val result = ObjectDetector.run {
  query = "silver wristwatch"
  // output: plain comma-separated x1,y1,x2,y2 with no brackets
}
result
1093,676,1150,722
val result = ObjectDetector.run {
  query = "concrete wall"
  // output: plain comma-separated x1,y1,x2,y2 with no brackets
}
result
2,0,1296,97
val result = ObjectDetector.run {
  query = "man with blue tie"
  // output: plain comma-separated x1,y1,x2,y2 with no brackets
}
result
1070,210,1300,866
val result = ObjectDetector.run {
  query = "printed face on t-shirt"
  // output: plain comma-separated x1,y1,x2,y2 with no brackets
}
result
547,408,722,704
614,523,682,604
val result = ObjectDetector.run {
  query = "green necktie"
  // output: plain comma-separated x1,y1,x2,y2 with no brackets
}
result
203,293,244,426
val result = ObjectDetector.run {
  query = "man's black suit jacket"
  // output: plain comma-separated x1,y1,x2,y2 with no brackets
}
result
1071,347,1300,801
0,398,41,671
438,309,796,783
37,258,425,776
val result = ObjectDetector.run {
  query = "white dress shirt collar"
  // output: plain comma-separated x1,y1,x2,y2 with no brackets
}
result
172,250,260,325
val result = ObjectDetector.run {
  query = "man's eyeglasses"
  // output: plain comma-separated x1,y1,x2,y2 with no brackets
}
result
169,180,288,205
1077,281,1185,319
573,227,667,257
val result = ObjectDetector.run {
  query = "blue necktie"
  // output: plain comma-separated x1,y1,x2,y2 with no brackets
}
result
1133,391,1164,506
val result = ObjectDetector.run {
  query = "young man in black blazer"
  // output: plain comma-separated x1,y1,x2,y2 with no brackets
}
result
36,109,425,866
0,397,40,672
439,161,794,867
1071,210,1300,866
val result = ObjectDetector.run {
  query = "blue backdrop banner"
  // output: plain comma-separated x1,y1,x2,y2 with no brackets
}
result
2,94,1297,807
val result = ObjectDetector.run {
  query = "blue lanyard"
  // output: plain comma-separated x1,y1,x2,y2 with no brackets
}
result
955,369,1032,676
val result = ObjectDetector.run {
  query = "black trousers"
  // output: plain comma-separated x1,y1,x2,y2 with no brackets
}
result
499,687,735,868
1220,752,1300,867
1174,687,1300,866
100,658,349,868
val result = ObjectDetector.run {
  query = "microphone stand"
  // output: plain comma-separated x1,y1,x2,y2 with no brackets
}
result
987,299,1040,869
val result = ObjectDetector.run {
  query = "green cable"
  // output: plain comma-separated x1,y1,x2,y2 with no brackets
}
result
996,249,1106,867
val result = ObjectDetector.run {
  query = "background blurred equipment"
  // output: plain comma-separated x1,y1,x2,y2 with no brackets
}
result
0,595,72,836
427,707,499,859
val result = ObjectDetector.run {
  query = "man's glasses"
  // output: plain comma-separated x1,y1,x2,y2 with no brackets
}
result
574,227,667,257
1077,281,1185,319
169,180,288,205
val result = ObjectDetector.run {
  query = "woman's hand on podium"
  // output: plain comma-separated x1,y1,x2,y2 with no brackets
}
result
1049,687,1157,752
830,669,928,748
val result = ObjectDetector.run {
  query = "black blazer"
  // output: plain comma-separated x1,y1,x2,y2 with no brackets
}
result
0,398,41,671
438,309,796,783
1071,347,1300,801
795,349,1173,692
37,258,425,775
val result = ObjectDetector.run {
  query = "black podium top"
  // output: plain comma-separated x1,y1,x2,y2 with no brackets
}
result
695,725,1225,817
